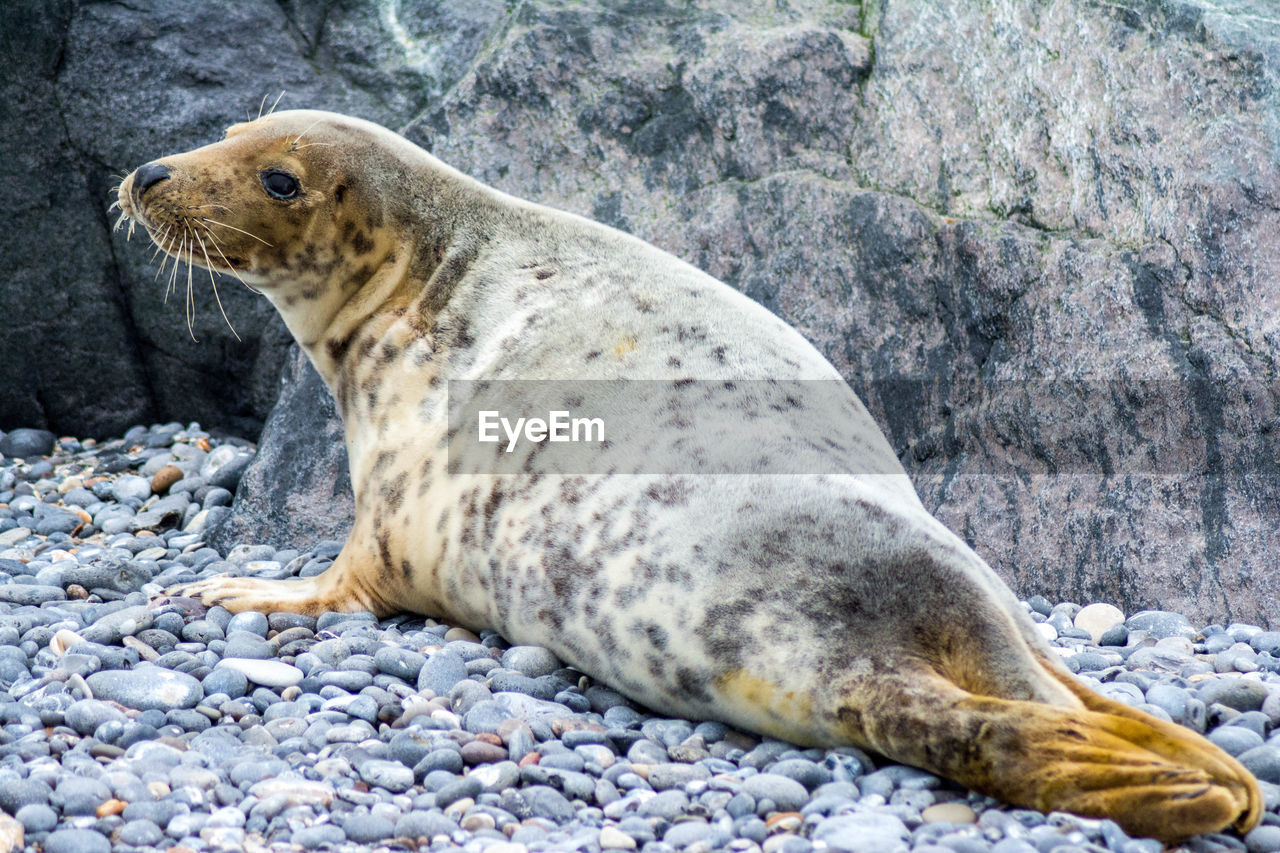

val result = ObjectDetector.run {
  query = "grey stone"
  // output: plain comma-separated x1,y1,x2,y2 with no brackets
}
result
740,772,811,812
813,813,909,852
395,810,459,839
43,828,110,853
1208,726,1264,756
418,649,467,698
358,759,414,793
1126,611,1198,640
15,803,57,832
342,813,395,844
85,664,202,711
1237,745,1280,784
0,428,56,459
1198,678,1269,713
501,645,561,678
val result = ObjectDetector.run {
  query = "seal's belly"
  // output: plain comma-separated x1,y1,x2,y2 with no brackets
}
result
410,470,951,742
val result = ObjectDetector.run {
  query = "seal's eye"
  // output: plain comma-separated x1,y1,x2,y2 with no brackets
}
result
260,170,300,200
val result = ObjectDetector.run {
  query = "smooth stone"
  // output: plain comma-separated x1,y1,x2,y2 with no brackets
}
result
217,658,303,688
1237,745,1280,783
740,773,810,812
0,428,56,459
1199,678,1269,713
15,803,57,832
111,475,152,504
1074,603,1125,643
813,813,909,852
43,828,111,853
419,649,468,696
501,645,561,678
358,759,414,793
922,802,976,824
1126,610,1197,640
85,665,202,711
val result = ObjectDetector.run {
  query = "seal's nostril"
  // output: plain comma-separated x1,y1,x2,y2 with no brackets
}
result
135,162,171,193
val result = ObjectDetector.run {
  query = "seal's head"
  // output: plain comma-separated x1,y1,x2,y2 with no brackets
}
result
116,110,435,317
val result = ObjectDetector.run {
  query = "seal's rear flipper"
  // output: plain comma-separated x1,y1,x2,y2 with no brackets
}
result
843,670,1262,844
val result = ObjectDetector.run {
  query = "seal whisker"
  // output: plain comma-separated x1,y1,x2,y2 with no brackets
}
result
255,93,269,121
203,217,274,247
185,237,199,342
195,230,241,341
267,90,286,116
204,232,262,295
290,118,326,148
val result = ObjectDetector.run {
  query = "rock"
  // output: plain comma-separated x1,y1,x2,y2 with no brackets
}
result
0,428,55,459
207,353,351,551
1237,745,1280,784
357,759,414,793
1074,603,1125,643
215,658,303,689
85,664,202,711
922,802,976,824
42,828,110,853
418,649,468,697
813,813,909,852
741,773,810,812
150,464,184,494
501,645,561,678
1198,678,1269,713
1126,611,1198,640
111,475,152,504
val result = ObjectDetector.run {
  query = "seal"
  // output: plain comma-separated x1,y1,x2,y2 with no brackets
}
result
118,109,1261,843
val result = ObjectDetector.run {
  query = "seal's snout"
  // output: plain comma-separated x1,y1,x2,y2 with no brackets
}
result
133,161,171,195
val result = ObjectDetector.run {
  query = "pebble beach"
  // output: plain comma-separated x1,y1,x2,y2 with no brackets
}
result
0,423,1277,853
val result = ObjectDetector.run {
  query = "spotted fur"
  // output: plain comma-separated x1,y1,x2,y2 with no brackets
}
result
120,111,1260,844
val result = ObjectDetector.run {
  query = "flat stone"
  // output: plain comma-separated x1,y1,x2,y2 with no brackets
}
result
85,665,202,711
216,658,303,688
1074,602,1125,643
922,802,976,824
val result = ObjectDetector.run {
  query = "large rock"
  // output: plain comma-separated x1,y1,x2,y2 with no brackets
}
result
4,1,1279,625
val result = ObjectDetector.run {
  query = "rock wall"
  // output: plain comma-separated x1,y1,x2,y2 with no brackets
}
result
3,0,1278,625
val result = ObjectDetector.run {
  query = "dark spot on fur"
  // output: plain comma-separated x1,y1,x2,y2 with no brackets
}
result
334,185,346,203
351,230,374,255
585,350,602,360
400,559,412,580
713,345,727,363
535,268,554,280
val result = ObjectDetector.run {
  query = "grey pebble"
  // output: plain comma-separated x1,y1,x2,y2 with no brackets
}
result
419,648,467,696
15,803,57,832
1245,825,1280,853
359,759,415,792
813,813,910,852
119,819,164,846
85,664,202,711
502,645,562,677
42,828,111,853
1238,745,1280,783
1208,726,1264,756
396,809,460,839
343,812,396,843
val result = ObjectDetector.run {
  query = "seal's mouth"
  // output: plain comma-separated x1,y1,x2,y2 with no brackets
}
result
111,167,259,340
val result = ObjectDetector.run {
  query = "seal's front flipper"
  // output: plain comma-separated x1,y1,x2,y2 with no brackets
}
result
842,671,1261,844
170,555,392,617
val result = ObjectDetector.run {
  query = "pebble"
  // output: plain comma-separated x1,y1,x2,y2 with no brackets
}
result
216,657,303,688
85,664,203,710
1074,602,1125,643
0,422,1278,852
